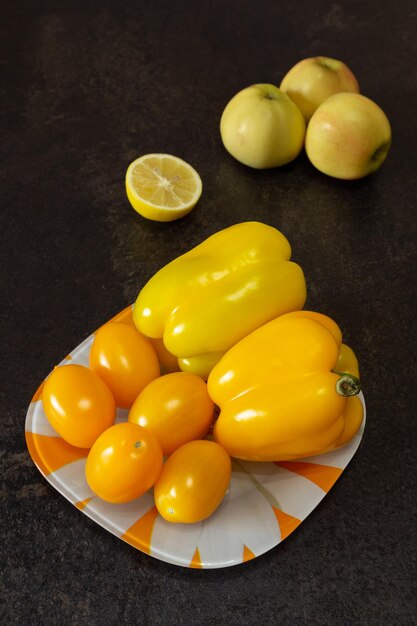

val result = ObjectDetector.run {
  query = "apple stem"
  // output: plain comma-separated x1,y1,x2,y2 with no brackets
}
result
316,57,335,71
372,141,391,162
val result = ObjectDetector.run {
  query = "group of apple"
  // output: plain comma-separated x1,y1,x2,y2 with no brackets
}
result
220,56,392,179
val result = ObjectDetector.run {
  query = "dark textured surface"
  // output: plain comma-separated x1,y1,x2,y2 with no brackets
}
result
1,1,417,624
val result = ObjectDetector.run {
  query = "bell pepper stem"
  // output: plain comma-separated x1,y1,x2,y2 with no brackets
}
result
335,373,361,397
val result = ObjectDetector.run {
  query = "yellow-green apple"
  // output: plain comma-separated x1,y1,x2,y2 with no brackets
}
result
280,56,360,121
305,92,392,180
220,84,306,169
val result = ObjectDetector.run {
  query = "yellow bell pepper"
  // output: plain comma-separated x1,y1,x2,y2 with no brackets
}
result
133,222,306,378
207,310,363,461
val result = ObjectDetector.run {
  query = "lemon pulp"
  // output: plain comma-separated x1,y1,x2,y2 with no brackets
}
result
126,154,202,222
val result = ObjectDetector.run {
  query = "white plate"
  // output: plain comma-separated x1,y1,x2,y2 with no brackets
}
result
25,305,366,569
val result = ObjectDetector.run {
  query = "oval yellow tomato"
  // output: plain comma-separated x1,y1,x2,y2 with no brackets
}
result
89,322,160,408
85,422,163,503
42,364,116,448
128,372,214,456
154,440,231,523
149,338,180,373
334,342,360,379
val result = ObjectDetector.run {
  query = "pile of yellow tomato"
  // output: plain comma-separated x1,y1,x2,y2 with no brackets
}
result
41,220,364,525
42,316,230,524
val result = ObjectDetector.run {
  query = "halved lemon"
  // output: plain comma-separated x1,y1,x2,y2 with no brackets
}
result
125,154,203,222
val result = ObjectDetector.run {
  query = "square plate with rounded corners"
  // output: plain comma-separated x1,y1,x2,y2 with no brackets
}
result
25,305,366,569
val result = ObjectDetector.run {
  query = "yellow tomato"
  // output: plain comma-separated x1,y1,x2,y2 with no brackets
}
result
149,338,180,373
89,322,160,408
42,364,116,448
154,440,231,524
85,422,163,503
335,342,360,379
128,372,214,455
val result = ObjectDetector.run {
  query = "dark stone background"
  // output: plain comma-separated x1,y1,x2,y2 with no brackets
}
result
1,1,416,624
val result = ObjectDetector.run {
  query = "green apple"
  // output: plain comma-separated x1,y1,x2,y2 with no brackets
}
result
220,84,306,169
280,56,360,121
305,92,392,180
